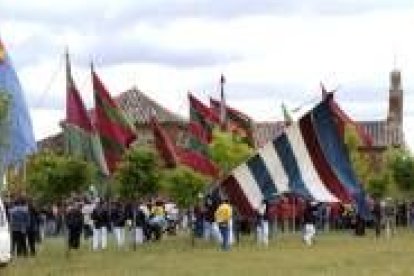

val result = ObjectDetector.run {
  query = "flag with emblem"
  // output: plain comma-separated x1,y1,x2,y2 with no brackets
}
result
210,98,255,147
150,115,179,168
187,93,220,155
91,65,136,173
151,115,218,177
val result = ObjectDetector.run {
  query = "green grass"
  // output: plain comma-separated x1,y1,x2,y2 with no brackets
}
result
3,229,414,276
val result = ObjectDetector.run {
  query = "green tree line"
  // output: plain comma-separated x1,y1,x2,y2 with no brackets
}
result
345,124,414,199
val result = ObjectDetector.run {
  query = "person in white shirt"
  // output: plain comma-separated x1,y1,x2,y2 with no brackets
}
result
81,199,95,241
256,199,269,246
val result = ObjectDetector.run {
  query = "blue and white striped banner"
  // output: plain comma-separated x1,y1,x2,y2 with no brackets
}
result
222,96,367,217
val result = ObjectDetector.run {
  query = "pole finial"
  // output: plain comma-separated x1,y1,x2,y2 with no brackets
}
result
220,73,226,84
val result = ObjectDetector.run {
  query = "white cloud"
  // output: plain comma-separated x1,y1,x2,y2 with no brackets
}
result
1,1,414,151
30,109,64,140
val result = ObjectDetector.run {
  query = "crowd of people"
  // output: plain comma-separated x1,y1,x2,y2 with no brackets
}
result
192,195,414,250
3,193,414,258
3,194,180,257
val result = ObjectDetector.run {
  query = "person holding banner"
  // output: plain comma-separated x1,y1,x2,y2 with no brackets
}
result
215,198,232,251
303,201,318,246
256,199,270,246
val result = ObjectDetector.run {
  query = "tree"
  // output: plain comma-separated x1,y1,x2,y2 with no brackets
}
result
367,172,390,198
389,149,414,192
209,128,253,175
115,147,160,200
344,124,373,186
26,151,95,204
161,166,209,208
363,146,414,198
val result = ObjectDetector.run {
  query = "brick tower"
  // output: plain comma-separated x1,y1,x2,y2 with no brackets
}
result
387,69,403,126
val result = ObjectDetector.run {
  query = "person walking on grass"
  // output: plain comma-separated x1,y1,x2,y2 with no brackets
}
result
372,197,382,238
131,201,147,248
66,202,83,252
91,200,110,251
111,201,126,249
9,197,30,257
256,199,270,246
215,198,232,251
27,200,40,256
303,200,318,246
149,200,166,241
81,198,94,241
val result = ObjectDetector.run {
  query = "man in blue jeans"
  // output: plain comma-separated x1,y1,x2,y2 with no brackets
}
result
215,199,232,251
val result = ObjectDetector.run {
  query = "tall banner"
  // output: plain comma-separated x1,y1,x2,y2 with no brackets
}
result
64,52,109,176
0,38,36,188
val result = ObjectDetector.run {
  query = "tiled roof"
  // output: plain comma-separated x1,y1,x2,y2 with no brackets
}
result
253,121,285,148
251,120,405,149
360,120,404,148
116,88,185,124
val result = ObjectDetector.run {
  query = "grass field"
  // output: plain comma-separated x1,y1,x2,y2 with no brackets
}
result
2,229,414,276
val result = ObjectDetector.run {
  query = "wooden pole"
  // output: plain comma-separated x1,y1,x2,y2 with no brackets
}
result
219,74,227,131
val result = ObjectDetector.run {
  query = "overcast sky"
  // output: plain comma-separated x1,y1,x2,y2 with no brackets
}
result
1,0,414,149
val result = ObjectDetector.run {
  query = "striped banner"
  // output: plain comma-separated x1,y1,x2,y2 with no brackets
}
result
92,68,137,173
221,96,366,217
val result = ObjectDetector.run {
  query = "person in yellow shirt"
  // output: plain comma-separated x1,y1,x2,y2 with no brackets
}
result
149,201,166,241
151,204,165,218
215,199,232,251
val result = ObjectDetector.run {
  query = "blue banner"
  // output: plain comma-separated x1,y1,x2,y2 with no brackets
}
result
0,38,36,175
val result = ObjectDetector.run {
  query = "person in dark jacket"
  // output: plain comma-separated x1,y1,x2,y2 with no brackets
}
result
203,196,215,241
27,201,40,256
372,198,382,237
66,202,83,250
131,202,147,247
111,201,126,248
193,204,204,239
9,198,30,256
91,200,110,251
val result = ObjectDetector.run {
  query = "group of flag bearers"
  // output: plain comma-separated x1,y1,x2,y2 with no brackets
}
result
64,197,169,252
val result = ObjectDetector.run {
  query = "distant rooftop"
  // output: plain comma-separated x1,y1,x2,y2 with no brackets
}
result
359,121,404,148
116,87,186,124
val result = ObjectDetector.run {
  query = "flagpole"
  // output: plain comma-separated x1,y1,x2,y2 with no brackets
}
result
220,74,226,131
23,159,27,190
292,196,296,233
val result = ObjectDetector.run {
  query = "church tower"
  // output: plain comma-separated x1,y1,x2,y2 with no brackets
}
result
387,69,403,126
